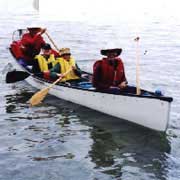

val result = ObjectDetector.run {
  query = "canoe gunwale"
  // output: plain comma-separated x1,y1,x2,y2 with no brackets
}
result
32,75,173,102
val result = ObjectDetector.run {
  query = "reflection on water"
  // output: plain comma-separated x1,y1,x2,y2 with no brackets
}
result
5,91,31,113
1,90,171,180
88,119,171,179
89,126,116,168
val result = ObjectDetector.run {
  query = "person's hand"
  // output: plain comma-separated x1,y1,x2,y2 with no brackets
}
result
56,73,64,78
72,66,76,70
118,81,127,89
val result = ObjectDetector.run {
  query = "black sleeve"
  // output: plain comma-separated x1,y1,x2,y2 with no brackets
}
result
73,63,82,77
32,59,41,73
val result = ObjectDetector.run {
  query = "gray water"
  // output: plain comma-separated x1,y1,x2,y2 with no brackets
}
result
0,7,180,180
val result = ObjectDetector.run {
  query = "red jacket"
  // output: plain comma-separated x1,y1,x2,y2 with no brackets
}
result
92,57,127,90
21,33,45,60
10,40,23,59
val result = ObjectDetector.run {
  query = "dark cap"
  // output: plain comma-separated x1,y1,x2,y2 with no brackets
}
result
42,43,51,50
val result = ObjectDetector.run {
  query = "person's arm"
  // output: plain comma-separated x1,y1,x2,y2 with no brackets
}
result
21,34,39,45
118,60,128,89
49,63,61,80
73,63,82,77
21,29,46,46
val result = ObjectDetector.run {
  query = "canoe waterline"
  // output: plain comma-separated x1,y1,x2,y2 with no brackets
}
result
9,57,173,132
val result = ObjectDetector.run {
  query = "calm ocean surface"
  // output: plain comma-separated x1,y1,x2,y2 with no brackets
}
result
0,4,180,180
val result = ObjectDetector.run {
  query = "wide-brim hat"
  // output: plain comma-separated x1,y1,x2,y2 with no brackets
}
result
101,48,122,56
59,48,71,56
27,27,42,32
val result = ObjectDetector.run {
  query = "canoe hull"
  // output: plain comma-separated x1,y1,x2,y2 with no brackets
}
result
25,75,171,132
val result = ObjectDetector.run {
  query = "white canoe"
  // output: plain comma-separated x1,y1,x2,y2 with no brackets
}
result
9,59,173,132
8,29,173,132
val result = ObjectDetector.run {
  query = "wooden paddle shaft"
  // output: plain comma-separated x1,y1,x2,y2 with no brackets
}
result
45,32,59,52
135,37,141,95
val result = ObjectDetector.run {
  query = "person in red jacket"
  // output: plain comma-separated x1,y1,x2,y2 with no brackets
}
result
92,48,128,94
18,27,46,69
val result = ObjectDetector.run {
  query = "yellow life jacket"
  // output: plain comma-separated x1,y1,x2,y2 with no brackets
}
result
55,57,80,82
35,54,56,72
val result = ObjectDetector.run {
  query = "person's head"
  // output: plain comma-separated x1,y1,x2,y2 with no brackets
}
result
100,48,122,59
27,27,41,36
59,48,71,61
42,43,52,55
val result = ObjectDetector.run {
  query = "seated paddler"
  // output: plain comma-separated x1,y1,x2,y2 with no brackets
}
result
18,27,46,69
92,47,131,94
32,43,57,74
49,48,82,85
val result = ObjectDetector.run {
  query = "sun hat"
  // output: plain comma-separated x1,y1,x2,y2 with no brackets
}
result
100,42,122,56
59,48,71,56
100,48,122,56
27,27,42,32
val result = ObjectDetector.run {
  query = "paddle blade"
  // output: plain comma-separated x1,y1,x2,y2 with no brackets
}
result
6,71,29,83
29,87,50,106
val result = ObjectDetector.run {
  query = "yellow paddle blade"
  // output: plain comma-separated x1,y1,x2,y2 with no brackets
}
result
29,87,50,106
29,68,72,107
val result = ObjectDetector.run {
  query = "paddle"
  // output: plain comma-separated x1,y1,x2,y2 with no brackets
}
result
6,70,30,83
134,37,141,95
45,32,60,52
29,68,72,106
